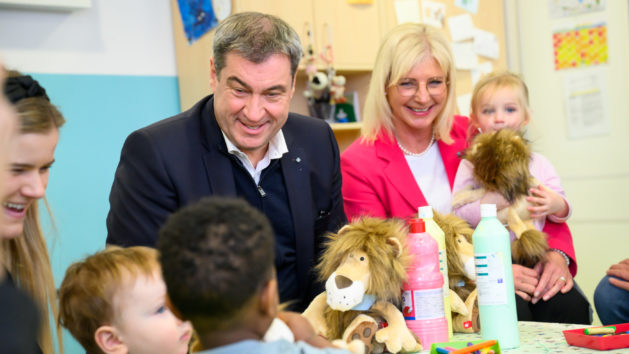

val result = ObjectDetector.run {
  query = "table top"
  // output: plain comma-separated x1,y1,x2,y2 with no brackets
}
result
419,321,629,353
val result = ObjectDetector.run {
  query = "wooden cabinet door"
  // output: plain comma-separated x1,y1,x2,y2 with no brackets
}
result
313,0,384,71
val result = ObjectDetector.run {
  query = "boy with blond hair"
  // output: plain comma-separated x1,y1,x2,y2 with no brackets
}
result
58,246,193,354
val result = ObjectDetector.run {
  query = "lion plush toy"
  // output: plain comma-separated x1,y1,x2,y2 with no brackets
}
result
302,217,422,354
452,129,548,268
433,212,479,333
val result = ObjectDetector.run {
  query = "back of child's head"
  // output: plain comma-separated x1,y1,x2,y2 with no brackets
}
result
470,71,531,120
58,246,159,354
157,196,275,333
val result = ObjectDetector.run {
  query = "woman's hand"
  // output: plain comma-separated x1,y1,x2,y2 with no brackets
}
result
531,251,573,304
606,258,629,291
512,264,540,301
526,184,568,219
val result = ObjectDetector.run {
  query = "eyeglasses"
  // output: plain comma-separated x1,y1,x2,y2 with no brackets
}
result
395,77,448,97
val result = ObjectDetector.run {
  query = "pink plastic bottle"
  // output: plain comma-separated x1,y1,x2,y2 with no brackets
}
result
402,218,448,349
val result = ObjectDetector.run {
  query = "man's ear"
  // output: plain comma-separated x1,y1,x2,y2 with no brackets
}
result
210,57,218,92
94,325,127,354
258,278,279,319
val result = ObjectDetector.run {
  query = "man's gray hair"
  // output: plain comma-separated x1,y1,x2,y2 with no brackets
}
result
213,12,303,79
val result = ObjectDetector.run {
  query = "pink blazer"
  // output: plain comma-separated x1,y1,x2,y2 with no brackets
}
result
341,115,577,276
341,115,468,221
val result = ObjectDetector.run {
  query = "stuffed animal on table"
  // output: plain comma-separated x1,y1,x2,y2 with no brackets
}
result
302,217,422,354
433,212,479,333
452,129,548,268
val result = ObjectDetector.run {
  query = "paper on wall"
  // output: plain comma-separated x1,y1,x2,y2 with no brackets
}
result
473,29,499,59
394,0,421,24
549,0,605,18
563,69,609,139
422,0,446,28
457,93,472,117
452,42,478,70
455,0,479,14
471,62,493,86
447,14,475,42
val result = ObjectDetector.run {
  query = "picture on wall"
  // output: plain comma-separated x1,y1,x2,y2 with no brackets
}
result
552,22,608,70
177,0,218,44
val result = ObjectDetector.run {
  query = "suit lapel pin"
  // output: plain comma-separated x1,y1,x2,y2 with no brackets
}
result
296,157,301,163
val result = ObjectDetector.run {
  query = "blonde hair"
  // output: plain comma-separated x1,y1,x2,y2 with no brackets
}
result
361,23,456,144
1,70,65,354
470,71,531,130
58,246,160,354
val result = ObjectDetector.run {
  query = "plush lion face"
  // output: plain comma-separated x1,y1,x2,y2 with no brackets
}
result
316,217,410,309
433,212,475,286
465,129,531,203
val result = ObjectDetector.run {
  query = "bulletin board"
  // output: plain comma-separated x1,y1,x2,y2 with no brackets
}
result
382,0,508,115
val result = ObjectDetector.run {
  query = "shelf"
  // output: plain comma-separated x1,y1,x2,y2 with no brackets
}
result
0,0,91,10
330,122,361,131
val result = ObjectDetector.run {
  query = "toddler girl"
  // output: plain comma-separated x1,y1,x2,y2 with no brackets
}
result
453,71,571,230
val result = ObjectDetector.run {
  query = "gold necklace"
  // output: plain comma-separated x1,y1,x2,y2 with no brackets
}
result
397,135,435,157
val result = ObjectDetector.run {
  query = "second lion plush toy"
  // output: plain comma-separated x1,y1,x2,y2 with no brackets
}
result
452,129,549,268
302,217,421,354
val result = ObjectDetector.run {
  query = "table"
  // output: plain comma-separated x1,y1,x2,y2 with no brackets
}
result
420,321,629,353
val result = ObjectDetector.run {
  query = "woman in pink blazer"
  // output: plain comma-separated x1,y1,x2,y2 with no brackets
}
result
341,23,590,324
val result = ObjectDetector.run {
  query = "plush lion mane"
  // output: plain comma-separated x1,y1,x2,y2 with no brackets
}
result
465,129,531,203
465,129,548,268
433,212,476,301
316,217,410,305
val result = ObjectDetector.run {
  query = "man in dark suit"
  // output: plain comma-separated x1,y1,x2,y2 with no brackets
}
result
106,12,347,311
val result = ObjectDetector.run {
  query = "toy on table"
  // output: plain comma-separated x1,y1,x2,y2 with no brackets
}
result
302,217,422,353
452,129,548,268
563,323,629,351
430,339,500,354
433,212,480,333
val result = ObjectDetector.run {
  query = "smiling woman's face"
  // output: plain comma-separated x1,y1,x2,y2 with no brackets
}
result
1,128,58,239
0,66,18,238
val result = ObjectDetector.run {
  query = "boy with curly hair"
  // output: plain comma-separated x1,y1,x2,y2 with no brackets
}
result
157,196,358,353
58,246,193,354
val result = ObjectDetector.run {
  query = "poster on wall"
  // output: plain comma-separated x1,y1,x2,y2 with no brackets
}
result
177,0,218,45
563,69,609,139
552,22,608,70
549,0,605,18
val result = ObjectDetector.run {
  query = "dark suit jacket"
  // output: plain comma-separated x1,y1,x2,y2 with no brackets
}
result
106,95,347,304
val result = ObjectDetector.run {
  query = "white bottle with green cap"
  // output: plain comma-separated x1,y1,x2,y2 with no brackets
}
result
473,204,519,349
418,206,452,339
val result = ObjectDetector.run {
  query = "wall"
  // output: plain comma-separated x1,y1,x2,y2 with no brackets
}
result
513,0,629,325
0,1,179,352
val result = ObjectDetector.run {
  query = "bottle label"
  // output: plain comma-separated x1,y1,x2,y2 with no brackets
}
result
402,288,444,320
439,250,449,297
475,252,507,305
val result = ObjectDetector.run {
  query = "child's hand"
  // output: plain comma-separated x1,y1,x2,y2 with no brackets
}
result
277,311,336,349
526,184,568,219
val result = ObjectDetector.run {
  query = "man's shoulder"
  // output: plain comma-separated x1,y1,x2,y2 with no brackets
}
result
129,95,214,144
